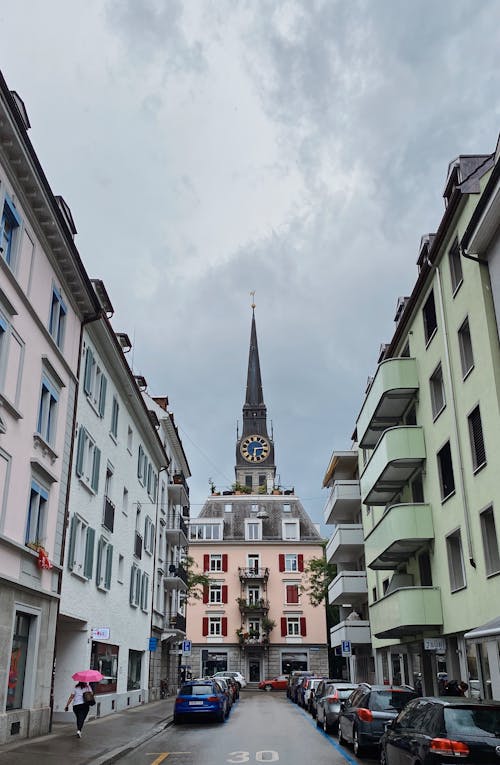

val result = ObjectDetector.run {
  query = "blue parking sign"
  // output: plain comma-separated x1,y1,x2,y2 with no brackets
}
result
182,639,192,654
341,640,351,657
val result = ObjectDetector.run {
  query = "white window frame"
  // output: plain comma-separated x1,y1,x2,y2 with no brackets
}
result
446,529,466,592
0,193,21,269
282,519,299,540
96,536,113,591
458,318,474,379
210,554,222,572
25,479,48,546
245,518,262,541
209,584,222,604
449,239,463,294
83,346,107,417
285,553,298,572
48,285,67,349
75,426,101,493
287,617,300,636
144,515,155,555
429,363,445,420
140,571,149,612
110,396,119,439
68,514,95,579
36,374,59,446
209,616,222,636
130,564,141,607
189,522,223,541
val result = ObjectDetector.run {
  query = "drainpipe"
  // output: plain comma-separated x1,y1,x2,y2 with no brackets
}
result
428,260,476,567
49,310,103,730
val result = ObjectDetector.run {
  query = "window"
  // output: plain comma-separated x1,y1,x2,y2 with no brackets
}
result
91,641,118,694
6,613,31,710
282,520,299,540
25,480,48,545
110,397,119,439
96,537,113,591
189,522,222,541
458,318,474,378
446,529,466,592
118,554,124,583
75,426,101,493
210,554,222,572
411,474,424,503
423,290,437,344
36,375,59,445
437,441,455,500
382,578,389,594
127,650,142,691
83,347,107,417
122,487,129,515
283,503,291,512
0,316,24,407
209,617,222,636
480,507,500,576
0,194,21,267
245,475,252,488
245,519,262,541
129,564,141,607
67,514,95,579
248,586,260,604
137,445,146,484
48,287,67,349
449,239,463,294
286,584,299,604
144,516,155,555
127,426,133,453
468,405,486,471
209,584,222,604
287,617,300,636
224,503,232,513
372,586,377,602
430,364,445,419
140,571,149,611
285,553,298,572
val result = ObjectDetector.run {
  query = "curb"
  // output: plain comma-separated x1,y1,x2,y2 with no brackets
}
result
90,715,174,765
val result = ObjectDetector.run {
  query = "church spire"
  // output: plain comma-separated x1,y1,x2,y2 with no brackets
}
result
245,307,264,407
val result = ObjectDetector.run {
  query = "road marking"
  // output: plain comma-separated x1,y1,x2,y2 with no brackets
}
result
150,754,169,764
292,701,358,765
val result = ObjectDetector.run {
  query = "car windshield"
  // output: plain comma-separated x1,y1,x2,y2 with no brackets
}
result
445,706,500,737
180,684,213,696
338,688,356,699
371,690,417,712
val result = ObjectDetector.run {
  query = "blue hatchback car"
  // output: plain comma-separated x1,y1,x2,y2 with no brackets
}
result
174,680,228,724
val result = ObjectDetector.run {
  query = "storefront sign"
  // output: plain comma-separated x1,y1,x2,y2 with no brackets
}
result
424,638,446,652
91,627,110,640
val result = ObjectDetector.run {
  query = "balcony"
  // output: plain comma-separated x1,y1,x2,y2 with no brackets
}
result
360,426,426,506
134,531,142,559
330,620,371,648
165,514,189,545
328,571,367,606
164,563,188,589
168,473,190,505
323,480,361,525
168,612,186,633
103,496,115,533
369,586,443,639
239,567,269,582
357,357,419,449
326,524,364,564
237,598,270,614
365,503,434,570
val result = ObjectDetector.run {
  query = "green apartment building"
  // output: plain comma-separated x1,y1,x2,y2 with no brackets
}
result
327,142,500,700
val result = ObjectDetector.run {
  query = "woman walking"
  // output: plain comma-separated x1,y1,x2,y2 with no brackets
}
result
65,681,92,737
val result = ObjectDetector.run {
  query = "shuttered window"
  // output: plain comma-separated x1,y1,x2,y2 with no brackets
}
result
286,584,299,604
437,441,455,501
96,537,113,591
423,290,437,344
468,405,486,471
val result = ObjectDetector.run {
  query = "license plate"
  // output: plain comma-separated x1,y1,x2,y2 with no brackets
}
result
189,700,204,705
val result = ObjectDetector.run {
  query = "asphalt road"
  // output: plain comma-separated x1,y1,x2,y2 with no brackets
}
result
117,693,379,765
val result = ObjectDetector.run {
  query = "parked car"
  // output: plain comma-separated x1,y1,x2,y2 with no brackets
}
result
303,677,326,712
316,682,357,732
338,683,418,756
288,671,314,702
174,680,228,724
297,675,317,707
213,677,233,711
258,675,289,691
213,670,247,688
380,697,500,765
311,678,342,718
211,674,239,700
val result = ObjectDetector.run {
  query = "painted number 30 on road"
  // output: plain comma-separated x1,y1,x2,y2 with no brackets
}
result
227,753,279,763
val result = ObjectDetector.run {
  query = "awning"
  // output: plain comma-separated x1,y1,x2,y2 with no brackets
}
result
160,632,178,642
464,616,500,641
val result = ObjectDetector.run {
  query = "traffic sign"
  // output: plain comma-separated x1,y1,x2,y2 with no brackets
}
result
341,640,351,657
182,639,192,655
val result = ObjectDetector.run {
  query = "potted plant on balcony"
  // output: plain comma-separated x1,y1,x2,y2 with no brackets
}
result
262,616,276,636
232,482,252,495
236,597,247,609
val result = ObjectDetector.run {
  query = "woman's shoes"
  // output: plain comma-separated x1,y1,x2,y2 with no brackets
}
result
76,730,81,738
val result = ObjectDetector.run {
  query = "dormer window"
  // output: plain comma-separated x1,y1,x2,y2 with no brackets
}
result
282,519,299,541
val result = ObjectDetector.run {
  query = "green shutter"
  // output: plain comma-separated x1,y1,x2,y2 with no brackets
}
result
84,527,95,579
137,446,143,479
105,544,113,589
96,537,103,585
67,515,77,569
99,375,107,417
83,348,93,394
130,565,136,604
75,427,85,477
91,447,101,492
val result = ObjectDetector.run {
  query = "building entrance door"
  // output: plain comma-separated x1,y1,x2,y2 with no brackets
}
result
248,657,261,682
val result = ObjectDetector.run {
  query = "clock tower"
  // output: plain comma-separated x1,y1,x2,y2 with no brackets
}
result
235,307,276,491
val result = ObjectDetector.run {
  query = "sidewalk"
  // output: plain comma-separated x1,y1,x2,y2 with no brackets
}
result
1,697,176,765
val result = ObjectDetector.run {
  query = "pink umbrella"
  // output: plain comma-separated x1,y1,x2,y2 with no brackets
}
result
72,670,103,683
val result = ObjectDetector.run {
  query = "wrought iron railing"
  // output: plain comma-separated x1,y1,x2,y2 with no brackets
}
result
238,567,269,581
103,496,115,533
134,531,143,559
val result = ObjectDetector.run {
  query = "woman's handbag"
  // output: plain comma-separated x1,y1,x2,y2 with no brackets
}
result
83,690,96,706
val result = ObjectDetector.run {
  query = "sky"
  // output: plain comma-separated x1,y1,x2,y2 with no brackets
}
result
2,0,500,527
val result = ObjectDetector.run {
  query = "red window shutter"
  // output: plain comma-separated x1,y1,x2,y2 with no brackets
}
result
300,617,307,636
202,617,209,636
222,554,228,572
298,554,304,572
279,554,285,572
287,584,299,604
222,585,228,603
222,617,227,636
202,586,209,604
204,554,209,571
281,617,287,637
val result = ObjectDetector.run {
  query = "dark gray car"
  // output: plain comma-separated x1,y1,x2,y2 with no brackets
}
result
338,683,417,757
316,682,358,732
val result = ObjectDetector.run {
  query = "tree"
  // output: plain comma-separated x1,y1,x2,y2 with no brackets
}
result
183,555,211,602
300,553,336,606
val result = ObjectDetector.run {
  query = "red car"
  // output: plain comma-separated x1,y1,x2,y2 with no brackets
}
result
258,675,289,691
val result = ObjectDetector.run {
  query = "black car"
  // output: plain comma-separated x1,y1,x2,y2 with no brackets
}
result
380,696,500,765
338,683,418,757
287,671,314,702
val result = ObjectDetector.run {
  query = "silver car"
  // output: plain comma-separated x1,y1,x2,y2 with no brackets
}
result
316,682,357,733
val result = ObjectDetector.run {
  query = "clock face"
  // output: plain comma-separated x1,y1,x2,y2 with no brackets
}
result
240,435,270,463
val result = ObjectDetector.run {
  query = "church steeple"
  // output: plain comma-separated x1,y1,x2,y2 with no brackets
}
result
235,303,275,490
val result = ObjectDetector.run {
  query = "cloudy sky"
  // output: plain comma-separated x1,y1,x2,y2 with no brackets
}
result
3,0,500,526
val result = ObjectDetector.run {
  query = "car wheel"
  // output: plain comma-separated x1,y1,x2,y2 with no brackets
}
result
173,714,182,724
353,727,365,757
323,716,329,734
216,709,225,723
265,684,273,692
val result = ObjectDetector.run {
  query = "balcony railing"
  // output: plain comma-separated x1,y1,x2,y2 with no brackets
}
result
237,598,270,613
239,567,269,582
169,612,186,632
103,496,115,533
134,531,143,559
166,562,188,586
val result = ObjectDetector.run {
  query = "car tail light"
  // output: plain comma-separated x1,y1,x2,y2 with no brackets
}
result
356,708,373,722
175,698,183,705
430,738,470,757
326,692,339,702
207,696,220,702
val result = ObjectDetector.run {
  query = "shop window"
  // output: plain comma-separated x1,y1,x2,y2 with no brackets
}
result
91,641,119,694
6,613,31,710
127,650,142,691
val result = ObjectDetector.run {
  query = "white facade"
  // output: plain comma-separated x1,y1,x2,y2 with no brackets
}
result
54,318,168,720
